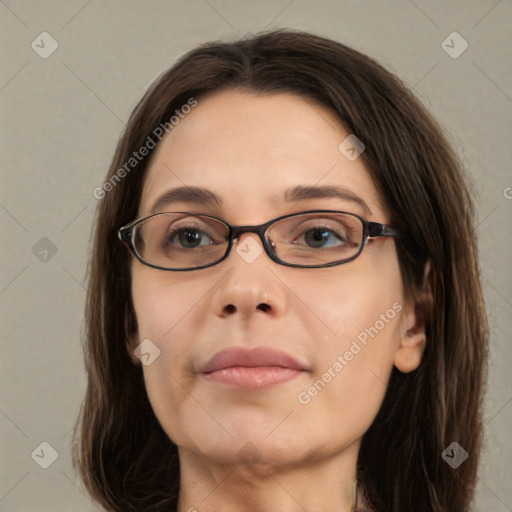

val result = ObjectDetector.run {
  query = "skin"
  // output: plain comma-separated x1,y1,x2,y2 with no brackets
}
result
128,90,426,512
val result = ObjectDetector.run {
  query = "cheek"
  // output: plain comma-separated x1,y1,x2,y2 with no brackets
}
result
294,249,405,431
131,267,207,341
297,243,405,351
294,296,404,446
131,269,211,442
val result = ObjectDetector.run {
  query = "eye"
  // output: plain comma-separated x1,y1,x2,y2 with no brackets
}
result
164,226,215,249
159,215,229,250
300,226,346,248
291,219,351,249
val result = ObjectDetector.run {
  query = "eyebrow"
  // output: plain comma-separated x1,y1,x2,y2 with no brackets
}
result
281,185,371,215
149,184,371,215
149,186,222,215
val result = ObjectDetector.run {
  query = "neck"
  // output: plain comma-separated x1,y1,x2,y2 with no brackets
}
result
176,443,360,512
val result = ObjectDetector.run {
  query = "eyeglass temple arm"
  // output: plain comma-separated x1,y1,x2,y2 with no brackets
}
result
369,222,431,269
367,222,399,238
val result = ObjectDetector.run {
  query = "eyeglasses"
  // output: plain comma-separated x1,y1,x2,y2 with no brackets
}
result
118,210,399,271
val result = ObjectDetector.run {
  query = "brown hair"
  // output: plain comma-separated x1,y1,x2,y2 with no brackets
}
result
72,29,488,511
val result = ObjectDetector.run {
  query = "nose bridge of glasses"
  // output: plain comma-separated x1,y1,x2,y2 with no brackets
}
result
230,222,271,245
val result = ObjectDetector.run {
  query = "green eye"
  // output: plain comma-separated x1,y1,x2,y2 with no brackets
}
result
165,227,213,249
301,227,346,248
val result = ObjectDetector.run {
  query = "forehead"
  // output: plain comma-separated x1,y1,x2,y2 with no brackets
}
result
139,90,387,221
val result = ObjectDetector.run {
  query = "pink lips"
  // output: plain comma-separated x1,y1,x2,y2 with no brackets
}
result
201,346,308,389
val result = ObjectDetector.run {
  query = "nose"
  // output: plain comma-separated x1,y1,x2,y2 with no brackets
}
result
211,233,287,319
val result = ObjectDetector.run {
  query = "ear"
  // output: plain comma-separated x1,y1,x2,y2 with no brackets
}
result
394,261,432,373
127,335,142,366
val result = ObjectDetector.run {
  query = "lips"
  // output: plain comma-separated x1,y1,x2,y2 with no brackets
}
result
201,346,308,373
200,346,309,389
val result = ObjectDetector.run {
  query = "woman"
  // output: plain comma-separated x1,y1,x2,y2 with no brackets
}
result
73,29,488,511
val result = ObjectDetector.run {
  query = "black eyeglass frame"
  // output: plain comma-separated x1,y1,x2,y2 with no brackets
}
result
118,209,400,271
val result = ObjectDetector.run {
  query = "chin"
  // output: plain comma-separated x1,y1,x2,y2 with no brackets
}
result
191,437,307,468
171,418,309,467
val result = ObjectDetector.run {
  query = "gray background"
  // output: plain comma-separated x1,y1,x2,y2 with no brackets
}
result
1,1,510,510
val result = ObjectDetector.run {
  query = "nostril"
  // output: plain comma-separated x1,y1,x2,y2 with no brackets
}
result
224,304,236,314
257,303,271,312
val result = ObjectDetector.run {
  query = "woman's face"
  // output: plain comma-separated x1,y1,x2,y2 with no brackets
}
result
129,90,424,469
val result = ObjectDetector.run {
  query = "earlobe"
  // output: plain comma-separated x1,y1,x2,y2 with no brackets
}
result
393,318,427,373
127,336,142,366
394,261,432,374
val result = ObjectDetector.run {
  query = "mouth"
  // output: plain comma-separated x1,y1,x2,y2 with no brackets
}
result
200,346,309,389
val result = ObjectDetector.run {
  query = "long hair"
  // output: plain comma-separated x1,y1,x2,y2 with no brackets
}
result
72,29,488,511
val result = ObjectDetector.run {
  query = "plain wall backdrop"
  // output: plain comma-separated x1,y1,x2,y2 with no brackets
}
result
1,1,511,510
